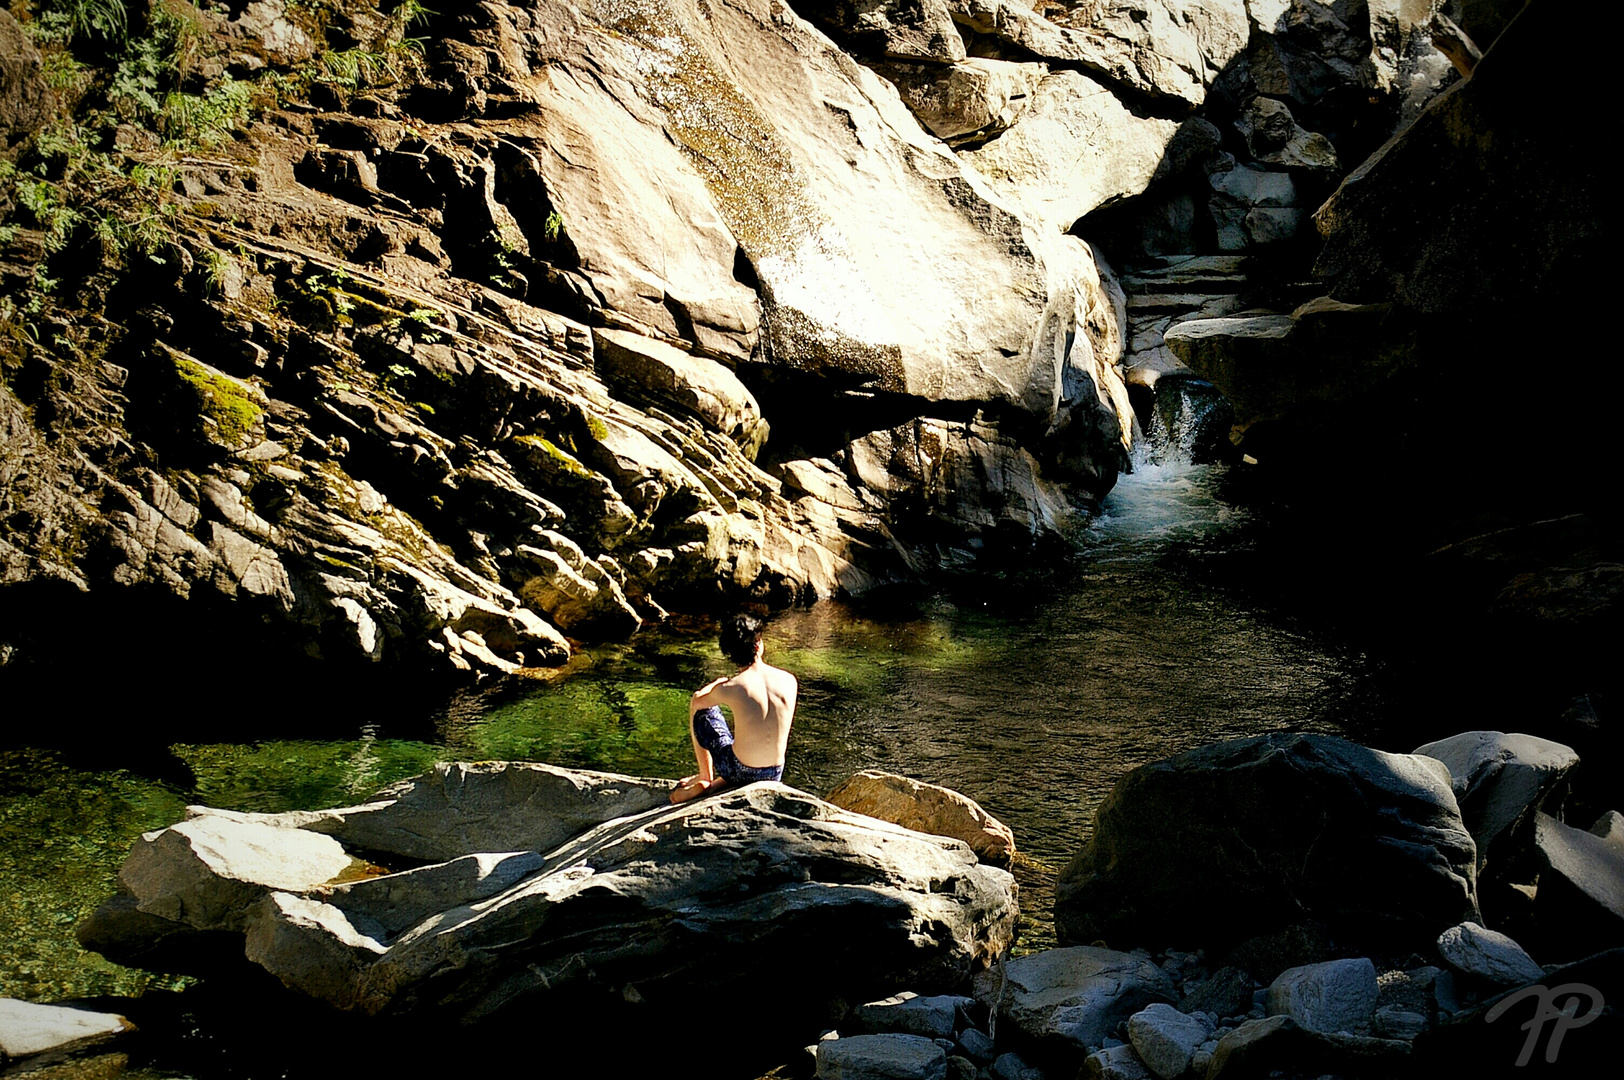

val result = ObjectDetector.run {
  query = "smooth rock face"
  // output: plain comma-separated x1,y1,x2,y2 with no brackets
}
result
816,1032,949,1080
1531,812,1624,958
959,70,1181,233
1056,734,1479,953
1265,958,1378,1035
826,770,1016,867
1412,730,1578,875
85,770,1018,1034
1435,922,1545,988
974,946,1177,1058
876,58,1046,144
1127,1002,1209,1078
510,0,1113,424
119,815,354,932
0,999,131,1061
1592,811,1624,851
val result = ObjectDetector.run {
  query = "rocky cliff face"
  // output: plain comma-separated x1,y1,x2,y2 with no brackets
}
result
0,0,1529,684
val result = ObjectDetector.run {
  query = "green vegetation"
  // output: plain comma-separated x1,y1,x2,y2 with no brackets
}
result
172,353,263,446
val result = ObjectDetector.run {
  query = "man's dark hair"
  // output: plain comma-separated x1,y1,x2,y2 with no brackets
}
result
719,613,765,668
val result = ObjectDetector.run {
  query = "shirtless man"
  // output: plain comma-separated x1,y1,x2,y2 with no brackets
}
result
670,613,797,804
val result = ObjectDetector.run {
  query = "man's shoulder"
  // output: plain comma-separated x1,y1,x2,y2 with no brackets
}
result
763,663,798,687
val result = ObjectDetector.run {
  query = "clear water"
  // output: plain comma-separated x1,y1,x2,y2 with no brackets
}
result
0,453,1390,1016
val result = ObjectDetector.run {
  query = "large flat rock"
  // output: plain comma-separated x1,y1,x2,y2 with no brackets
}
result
82,766,1018,1039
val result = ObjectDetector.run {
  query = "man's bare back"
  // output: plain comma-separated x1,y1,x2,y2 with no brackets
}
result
671,615,797,804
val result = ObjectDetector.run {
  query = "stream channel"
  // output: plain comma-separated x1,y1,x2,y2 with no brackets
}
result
0,391,1582,1076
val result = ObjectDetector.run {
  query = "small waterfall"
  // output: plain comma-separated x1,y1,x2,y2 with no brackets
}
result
1133,376,1233,468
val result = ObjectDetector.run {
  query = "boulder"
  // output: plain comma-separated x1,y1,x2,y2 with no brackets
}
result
1265,958,1378,1035
856,993,972,1040
83,768,1018,1039
1127,1002,1211,1078
973,946,1177,1060
1412,731,1578,876
1179,965,1256,1020
1315,0,1605,316
1084,1042,1152,1079
1055,734,1479,954
804,0,968,63
959,70,1181,233
1591,810,1624,851
1205,1013,1411,1079
991,1051,1043,1080
1530,812,1624,959
1208,162,1304,250
947,0,1249,109
118,814,355,933
825,771,1016,867
818,1034,949,1080
875,58,1046,144
0,10,53,147
1435,922,1545,988
1233,96,1338,171
592,327,768,455
0,999,131,1067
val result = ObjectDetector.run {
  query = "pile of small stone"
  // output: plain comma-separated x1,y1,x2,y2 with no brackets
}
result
809,991,1024,1080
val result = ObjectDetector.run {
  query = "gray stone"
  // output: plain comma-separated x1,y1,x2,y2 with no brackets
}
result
118,813,354,933
991,1050,1042,1080
0,999,131,1062
1413,731,1579,875
1126,1002,1208,1078
1204,1013,1411,1079
857,993,970,1040
817,1033,948,1080
1056,734,1479,954
1084,1042,1150,1079
1372,1006,1428,1041
945,1054,976,1080
876,58,1045,145
1531,812,1624,959
86,772,1018,1035
974,946,1177,1059
592,327,768,455
1591,811,1624,851
947,0,1248,109
1178,965,1256,1019
1233,97,1338,171
960,70,1180,233
956,1026,995,1062
1266,958,1378,1036
1436,921,1545,987
1209,164,1298,209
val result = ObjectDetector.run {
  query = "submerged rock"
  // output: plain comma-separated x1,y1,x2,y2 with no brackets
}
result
82,764,1017,1036
1055,734,1479,954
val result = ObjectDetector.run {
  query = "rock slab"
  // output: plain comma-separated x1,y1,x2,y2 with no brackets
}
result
817,1033,948,1080
0,999,131,1062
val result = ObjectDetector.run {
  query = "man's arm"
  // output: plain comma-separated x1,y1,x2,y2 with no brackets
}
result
690,676,732,713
